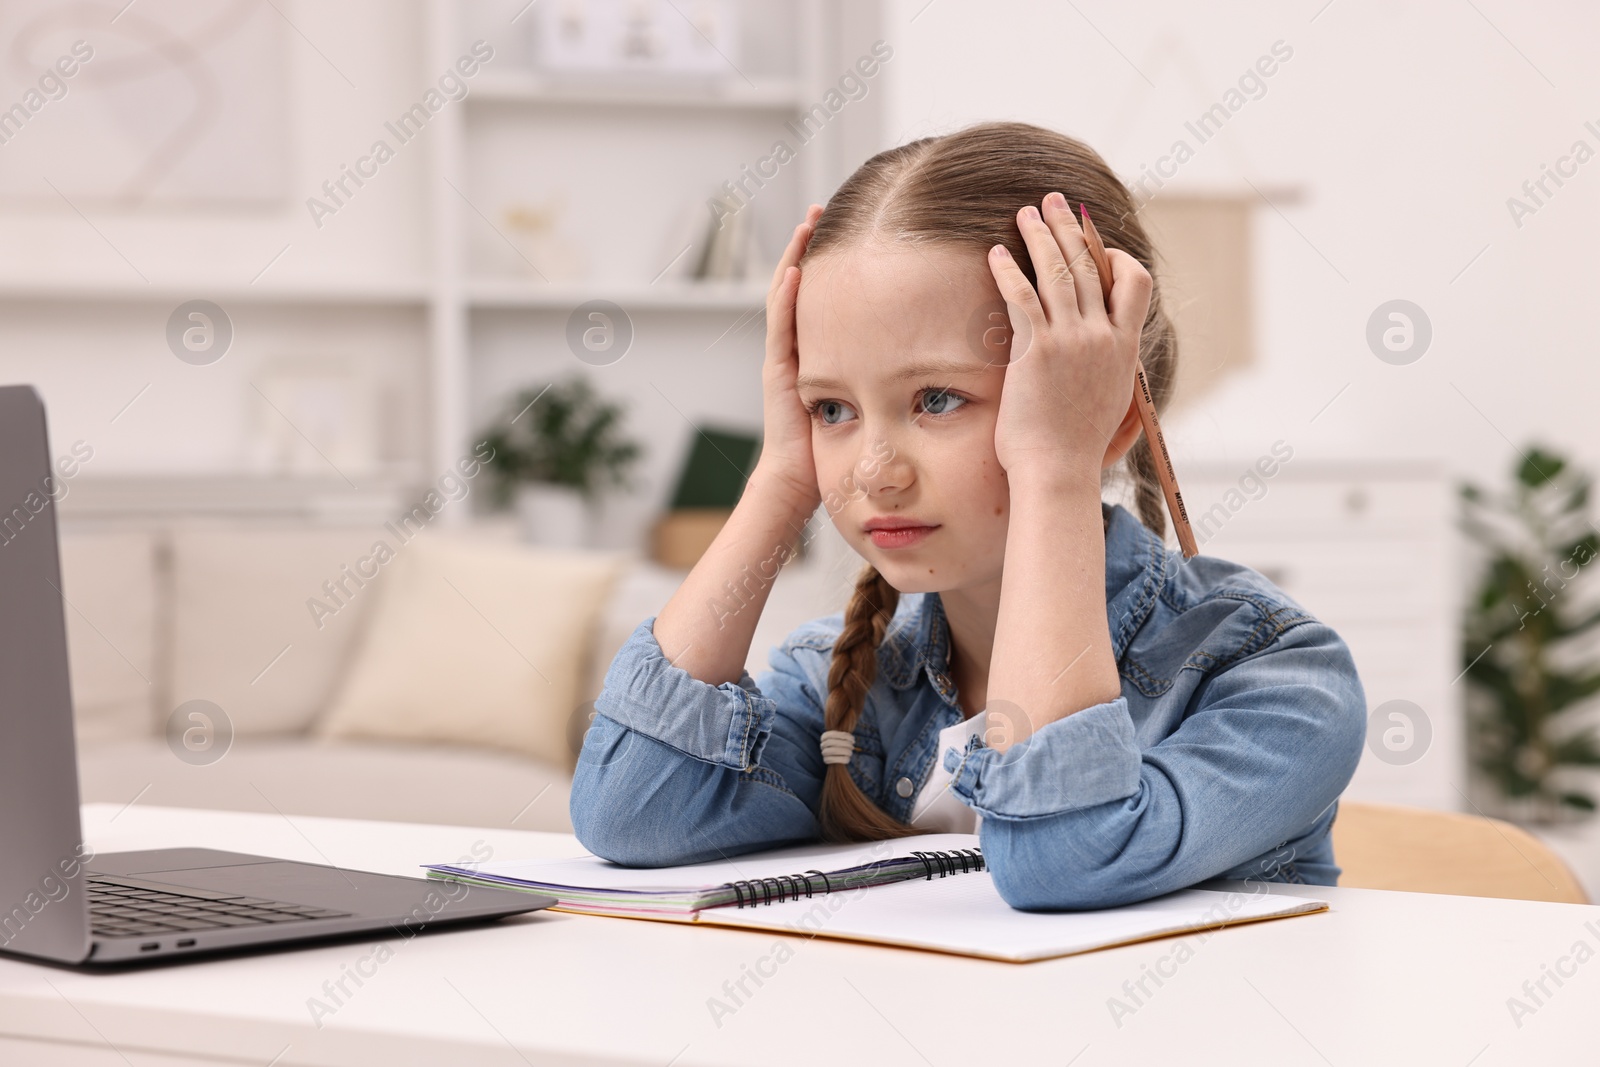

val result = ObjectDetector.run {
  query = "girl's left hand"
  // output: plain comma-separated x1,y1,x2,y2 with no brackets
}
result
986,191,1152,485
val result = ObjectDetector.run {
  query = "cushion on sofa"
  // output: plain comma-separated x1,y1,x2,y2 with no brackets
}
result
168,521,389,736
314,533,626,769
58,528,159,743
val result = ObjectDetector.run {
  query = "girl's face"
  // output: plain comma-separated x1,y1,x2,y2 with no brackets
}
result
794,243,1012,594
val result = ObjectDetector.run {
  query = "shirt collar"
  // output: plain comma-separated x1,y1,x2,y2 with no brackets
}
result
878,500,1171,690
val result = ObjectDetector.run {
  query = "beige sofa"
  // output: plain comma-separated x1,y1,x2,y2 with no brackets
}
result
63,517,848,834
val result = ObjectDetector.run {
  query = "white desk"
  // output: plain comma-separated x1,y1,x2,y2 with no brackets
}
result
0,804,1591,1065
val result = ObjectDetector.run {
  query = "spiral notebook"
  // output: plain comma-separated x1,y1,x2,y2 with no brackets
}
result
423,833,1328,963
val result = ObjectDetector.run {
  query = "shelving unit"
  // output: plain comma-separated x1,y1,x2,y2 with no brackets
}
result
417,0,879,552
16,0,883,552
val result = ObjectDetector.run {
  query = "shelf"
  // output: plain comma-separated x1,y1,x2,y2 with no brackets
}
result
470,72,805,112
0,276,774,311
57,473,423,522
465,278,768,311
0,278,432,306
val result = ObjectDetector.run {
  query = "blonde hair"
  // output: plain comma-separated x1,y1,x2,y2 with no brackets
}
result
798,120,1179,844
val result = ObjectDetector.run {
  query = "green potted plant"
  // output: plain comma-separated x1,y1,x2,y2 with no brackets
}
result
1459,443,1600,825
478,375,644,547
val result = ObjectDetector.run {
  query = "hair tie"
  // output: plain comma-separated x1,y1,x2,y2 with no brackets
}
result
819,729,856,765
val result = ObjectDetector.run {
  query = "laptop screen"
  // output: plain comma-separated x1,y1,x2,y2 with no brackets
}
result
0,385,92,962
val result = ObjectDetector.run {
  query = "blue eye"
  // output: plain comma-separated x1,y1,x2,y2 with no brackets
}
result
808,399,856,425
920,388,966,416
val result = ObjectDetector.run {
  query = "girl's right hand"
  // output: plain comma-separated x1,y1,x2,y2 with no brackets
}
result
752,203,825,518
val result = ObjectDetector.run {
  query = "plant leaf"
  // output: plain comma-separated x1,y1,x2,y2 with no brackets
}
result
1559,791,1597,811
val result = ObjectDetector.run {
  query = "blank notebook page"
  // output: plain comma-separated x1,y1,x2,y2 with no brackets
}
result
699,870,1329,963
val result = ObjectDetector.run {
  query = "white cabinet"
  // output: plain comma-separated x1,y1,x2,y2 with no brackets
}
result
1173,459,1461,811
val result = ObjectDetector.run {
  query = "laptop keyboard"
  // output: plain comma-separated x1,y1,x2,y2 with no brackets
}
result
87,876,352,938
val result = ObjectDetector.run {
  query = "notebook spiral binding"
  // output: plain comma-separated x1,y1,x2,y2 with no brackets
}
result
723,848,986,908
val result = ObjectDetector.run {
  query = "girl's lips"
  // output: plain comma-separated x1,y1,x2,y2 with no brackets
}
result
869,525,937,549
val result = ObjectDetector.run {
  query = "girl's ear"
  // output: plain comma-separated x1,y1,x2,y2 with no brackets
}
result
1101,394,1145,469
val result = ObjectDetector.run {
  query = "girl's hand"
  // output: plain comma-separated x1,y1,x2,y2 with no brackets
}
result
986,192,1152,486
751,203,825,517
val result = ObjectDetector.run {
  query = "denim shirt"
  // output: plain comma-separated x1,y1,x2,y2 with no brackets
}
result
571,500,1369,910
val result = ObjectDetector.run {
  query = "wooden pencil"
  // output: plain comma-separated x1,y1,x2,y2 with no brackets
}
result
1077,203,1198,558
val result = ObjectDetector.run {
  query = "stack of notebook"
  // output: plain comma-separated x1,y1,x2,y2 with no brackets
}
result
425,833,1329,963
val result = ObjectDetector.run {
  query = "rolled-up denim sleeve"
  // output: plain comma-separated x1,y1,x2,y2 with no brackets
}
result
590,616,778,772
948,619,1367,910
569,616,826,867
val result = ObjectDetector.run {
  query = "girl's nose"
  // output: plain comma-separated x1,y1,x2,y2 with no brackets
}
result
854,436,912,497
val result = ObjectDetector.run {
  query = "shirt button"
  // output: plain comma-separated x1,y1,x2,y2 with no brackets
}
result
895,776,914,798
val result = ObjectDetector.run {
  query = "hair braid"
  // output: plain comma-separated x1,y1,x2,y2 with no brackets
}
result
1125,427,1168,539
817,564,926,843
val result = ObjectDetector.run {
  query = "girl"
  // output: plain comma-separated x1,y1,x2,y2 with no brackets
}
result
571,121,1367,910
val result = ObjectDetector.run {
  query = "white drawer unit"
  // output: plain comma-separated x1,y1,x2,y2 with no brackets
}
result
1174,458,1461,812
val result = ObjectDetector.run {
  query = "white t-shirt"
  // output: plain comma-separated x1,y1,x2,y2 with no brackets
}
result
907,709,987,834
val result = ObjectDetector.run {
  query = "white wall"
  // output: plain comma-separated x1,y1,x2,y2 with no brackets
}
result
0,1,431,478
881,0,1600,475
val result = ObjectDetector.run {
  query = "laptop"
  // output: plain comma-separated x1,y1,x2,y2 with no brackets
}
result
0,385,556,966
